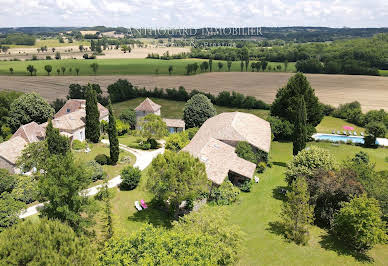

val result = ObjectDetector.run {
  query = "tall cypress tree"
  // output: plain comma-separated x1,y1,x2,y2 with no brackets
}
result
293,96,307,156
85,86,100,143
46,119,69,155
107,100,119,165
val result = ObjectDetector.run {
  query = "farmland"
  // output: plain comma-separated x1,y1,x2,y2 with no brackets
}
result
0,58,295,75
0,72,387,111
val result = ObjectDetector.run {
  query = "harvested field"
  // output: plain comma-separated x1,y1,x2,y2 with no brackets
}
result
0,72,387,111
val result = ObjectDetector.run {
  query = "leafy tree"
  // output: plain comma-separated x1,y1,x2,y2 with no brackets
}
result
17,141,49,172
210,180,240,205
267,116,294,141
308,168,364,227
99,207,242,265
165,131,190,152
168,65,173,75
75,67,80,76
281,177,314,245
0,192,24,232
79,44,84,52
8,93,54,131
293,97,307,155
332,195,387,252
10,174,38,204
90,63,98,75
209,58,213,72
0,169,16,194
119,108,136,129
235,141,257,164
284,60,289,72
85,86,100,143
120,166,141,190
84,160,103,181
365,121,386,147
271,72,323,127
56,68,60,75
9,67,13,74
0,219,97,265
46,120,70,155
44,65,52,75
217,62,223,71
139,113,167,140
107,101,119,165
26,65,34,76
227,60,232,71
55,51,61,60
183,94,216,128
147,151,209,214
38,153,95,232
285,146,338,185
61,66,66,75
240,61,244,71
50,98,66,112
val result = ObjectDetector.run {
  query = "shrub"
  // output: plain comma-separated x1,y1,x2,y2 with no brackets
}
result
120,166,142,190
147,138,158,149
267,116,293,141
331,195,387,252
238,179,253,192
165,133,189,152
119,108,136,129
72,140,86,150
285,146,338,185
85,160,104,181
95,154,109,165
235,141,256,164
210,180,240,205
139,141,151,150
257,162,266,173
183,94,216,128
116,119,130,136
186,127,199,140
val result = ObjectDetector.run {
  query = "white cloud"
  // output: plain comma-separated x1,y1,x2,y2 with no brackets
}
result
0,0,387,27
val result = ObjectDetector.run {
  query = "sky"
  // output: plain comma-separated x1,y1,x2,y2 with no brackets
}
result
0,0,387,28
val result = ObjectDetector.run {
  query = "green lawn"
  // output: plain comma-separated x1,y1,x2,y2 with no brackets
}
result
112,97,269,120
0,58,295,76
379,70,388,77
73,142,136,179
109,141,388,265
316,116,365,134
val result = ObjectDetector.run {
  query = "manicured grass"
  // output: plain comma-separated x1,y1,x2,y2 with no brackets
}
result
379,69,388,76
316,116,365,135
7,39,90,48
109,141,388,264
112,97,269,120
0,58,295,76
73,142,136,179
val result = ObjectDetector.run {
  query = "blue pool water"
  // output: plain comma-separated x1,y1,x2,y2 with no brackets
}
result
313,134,367,144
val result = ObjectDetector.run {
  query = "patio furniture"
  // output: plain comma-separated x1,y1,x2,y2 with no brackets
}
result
254,176,260,183
360,132,364,136
353,132,357,136
332,130,335,134
337,131,341,135
343,131,347,135
348,131,352,135
140,199,148,209
134,201,142,211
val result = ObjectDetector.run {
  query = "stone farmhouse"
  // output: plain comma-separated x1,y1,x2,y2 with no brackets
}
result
182,112,271,185
135,98,185,133
0,99,108,173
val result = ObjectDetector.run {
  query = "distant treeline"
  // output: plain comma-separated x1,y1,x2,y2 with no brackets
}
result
2,27,388,42
0,33,36,45
107,79,270,110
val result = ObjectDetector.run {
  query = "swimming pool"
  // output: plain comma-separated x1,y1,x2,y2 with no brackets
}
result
312,134,370,145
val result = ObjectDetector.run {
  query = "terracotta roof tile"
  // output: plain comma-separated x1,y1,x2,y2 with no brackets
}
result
135,98,161,112
0,136,28,164
163,118,185,128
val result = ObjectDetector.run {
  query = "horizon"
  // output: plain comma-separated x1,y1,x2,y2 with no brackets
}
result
1,0,387,28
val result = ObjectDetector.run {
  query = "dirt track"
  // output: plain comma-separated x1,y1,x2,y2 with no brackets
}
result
0,72,387,111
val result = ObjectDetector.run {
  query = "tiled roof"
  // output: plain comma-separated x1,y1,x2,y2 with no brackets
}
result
10,122,45,143
135,98,161,112
55,99,108,119
195,138,256,185
50,109,86,132
0,136,27,165
163,118,185,129
182,112,271,184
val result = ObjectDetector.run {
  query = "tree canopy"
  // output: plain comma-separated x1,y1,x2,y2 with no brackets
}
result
139,113,167,140
0,219,96,265
147,151,209,214
270,73,323,127
8,93,54,131
85,86,100,143
183,94,216,129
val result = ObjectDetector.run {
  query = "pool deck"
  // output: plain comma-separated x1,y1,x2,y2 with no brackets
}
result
313,133,388,147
